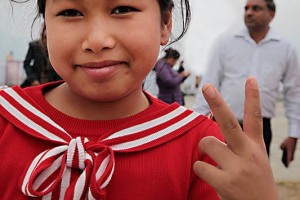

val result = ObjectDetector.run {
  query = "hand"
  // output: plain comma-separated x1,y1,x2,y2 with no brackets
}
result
179,71,190,78
280,137,298,167
193,77,279,200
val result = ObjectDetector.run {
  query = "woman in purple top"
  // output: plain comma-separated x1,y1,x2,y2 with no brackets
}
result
154,48,190,105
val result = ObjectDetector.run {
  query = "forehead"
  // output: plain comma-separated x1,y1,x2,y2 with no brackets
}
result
245,0,266,6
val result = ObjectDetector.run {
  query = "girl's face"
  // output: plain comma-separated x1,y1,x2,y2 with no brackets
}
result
45,0,171,101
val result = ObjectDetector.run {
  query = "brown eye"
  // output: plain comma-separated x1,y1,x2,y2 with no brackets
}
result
58,9,82,17
244,5,262,12
252,5,262,11
112,6,138,15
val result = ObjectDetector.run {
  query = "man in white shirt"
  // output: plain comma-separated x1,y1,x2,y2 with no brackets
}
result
194,0,300,166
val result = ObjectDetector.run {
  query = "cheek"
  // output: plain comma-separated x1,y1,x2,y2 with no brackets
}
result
130,32,160,71
47,33,62,69
128,23,162,63
46,25,76,67
46,23,62,64
46,35,57,66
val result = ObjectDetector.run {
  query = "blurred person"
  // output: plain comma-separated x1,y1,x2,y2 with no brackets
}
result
21,39,60,88
178,60,190,83
194,0,300,166
178,60,190,104
154,48,190,105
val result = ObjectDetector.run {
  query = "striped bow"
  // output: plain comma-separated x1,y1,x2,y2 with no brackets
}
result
0,86,203,200
21,137,115,199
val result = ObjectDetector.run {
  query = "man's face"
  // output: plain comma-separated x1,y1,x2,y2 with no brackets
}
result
244,0,274,32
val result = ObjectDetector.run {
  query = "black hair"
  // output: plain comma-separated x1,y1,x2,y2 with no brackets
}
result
163,48,180,59
264,0,276,12
157,0,191,43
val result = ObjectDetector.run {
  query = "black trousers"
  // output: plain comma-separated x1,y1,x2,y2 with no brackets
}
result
239,118,272,156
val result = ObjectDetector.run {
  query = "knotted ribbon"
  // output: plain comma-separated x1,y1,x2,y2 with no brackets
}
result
0,87,203,200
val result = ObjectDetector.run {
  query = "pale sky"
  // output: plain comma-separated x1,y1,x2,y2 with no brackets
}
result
1,0,300,78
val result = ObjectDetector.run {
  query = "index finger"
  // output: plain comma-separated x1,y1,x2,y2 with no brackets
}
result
202,83,246,153
243,77,263,144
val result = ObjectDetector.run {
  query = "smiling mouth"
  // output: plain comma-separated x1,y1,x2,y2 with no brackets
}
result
75,61,126,80
78,61,125,69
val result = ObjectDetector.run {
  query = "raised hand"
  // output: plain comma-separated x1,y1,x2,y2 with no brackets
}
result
193,77,279,200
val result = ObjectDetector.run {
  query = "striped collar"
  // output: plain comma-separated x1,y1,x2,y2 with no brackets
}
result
0,86,204,199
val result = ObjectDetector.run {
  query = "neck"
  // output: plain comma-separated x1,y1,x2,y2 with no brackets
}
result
45,84,150,120
249,27,270,43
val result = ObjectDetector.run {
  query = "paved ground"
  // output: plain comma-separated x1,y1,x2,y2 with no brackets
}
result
184,95,300,200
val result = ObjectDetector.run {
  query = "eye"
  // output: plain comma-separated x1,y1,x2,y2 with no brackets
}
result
252,5,262,11
57,9,82,17
111,6,138,15
244,5,263,12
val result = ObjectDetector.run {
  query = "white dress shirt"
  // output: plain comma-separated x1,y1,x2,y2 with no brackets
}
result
194,28,300,138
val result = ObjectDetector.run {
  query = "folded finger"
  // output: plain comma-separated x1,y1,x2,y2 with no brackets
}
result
199,136,236,168
193,160,227,192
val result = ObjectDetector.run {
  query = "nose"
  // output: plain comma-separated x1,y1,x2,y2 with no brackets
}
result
244,6,254,16
82,19,116,54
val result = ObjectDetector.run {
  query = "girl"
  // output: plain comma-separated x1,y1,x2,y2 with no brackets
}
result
0,0,222,199
0,0,279,199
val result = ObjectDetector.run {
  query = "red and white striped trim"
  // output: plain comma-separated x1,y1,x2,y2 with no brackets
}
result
0,87,203,199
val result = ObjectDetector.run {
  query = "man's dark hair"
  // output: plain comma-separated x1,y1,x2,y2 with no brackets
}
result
264,0,276,12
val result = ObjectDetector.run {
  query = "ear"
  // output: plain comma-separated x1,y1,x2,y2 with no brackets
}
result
269,10,275,19
160,10,173,45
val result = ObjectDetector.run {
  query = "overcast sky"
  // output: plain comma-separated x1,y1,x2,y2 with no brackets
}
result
1,0,300,76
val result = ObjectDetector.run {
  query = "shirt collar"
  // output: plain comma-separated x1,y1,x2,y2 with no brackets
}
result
234,27,281,43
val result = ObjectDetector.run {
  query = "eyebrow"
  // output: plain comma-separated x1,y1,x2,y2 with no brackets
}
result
245,4,263,9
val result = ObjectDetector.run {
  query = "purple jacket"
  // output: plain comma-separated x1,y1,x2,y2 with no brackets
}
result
154,59,184,105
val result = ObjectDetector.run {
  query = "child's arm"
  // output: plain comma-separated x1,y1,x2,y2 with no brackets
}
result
193,77,279,200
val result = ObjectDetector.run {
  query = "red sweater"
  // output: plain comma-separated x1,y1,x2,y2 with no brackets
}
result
0,82,224,200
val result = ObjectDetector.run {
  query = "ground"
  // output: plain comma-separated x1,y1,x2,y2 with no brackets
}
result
277,181,300,200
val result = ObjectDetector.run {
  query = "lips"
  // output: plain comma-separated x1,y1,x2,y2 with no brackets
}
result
80,60,123,68
77,60,125,80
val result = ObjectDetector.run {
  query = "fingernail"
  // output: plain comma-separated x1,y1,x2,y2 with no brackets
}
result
249,77,258,89
203,85,216,98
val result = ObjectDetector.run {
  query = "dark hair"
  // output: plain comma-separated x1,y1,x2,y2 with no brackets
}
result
264,0,276,12
32,0,190,46
163,48,180,59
